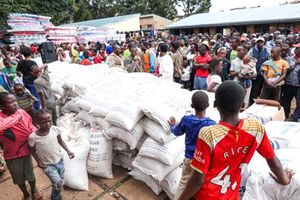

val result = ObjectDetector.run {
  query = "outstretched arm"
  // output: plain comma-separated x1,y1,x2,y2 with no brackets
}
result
267,156,294,185
57,134,74,159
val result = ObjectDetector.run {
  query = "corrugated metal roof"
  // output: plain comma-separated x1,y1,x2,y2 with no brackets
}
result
168,4,300,29
59,14,140,28
140,14,173,22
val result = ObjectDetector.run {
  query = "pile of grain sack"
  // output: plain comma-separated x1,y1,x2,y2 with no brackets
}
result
48,61,197,198
47,61,300,200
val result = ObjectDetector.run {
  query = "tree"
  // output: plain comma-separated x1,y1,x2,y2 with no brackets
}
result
89,0,177,20
0,0,76,29
176,0,211,16
73,0,93,22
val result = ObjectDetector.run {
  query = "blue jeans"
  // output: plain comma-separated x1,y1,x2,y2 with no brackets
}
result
24,83,40,110
194,77,207,90
43,159,64,200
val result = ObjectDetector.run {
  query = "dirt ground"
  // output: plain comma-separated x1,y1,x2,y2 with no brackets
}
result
0,99,297,200
0,161,169,200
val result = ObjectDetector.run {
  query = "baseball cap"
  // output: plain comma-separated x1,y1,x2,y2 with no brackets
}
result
256,37,265,43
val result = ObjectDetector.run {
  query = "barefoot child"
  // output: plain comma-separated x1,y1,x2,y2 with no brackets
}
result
0,92,42,200
29,109,74,200
168,91,216,200
179,81,294,200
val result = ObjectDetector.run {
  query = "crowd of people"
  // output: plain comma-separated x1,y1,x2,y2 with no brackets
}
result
0,29,299,200
49,30,300,119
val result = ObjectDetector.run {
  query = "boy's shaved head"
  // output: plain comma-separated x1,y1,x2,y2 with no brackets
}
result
215,81,245,115
192,91,209,112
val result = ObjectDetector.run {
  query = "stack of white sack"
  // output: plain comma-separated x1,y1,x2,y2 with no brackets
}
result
241,121,300,200
47,61,195,197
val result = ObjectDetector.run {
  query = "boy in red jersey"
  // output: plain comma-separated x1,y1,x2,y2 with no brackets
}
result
179,81,294,200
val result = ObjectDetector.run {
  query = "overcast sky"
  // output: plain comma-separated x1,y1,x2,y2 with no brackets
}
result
210,0,287,12
177,0,289,15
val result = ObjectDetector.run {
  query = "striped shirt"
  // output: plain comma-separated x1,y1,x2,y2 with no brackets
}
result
15,90,36,112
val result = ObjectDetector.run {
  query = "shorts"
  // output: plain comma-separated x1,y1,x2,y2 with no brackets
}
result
174,158,193,200
5,155,35,185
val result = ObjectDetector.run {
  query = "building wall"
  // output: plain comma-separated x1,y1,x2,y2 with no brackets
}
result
140,16,154,29
171,21,300,35
109,17,140,32
247,25,254,33
153,16,173,30
140,16,173,30
209,27,216,36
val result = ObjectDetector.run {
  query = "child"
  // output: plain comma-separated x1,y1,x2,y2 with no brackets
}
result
179,81,294,200
181,61,191,89
207,57,222,92
240,55,256,77
29,109,74,200
238,55,257,89
261,47,289,101
80,50,92,66
31,65,57,125
3,58,17,84
168,91,216,200
13,83,37,116
0,92,42,200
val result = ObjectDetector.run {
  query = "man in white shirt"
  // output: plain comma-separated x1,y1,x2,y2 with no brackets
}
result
156,43,174,81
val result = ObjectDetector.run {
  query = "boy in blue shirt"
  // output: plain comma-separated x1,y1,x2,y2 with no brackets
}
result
168,91,216,200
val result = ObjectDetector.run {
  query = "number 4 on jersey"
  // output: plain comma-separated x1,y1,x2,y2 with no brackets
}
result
210,163,248,194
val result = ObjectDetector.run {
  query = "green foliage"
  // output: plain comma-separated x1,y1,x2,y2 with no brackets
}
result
176,0,211,16
0,0,76,29
88,0,178,20
73,0,93,22
0,0,211,29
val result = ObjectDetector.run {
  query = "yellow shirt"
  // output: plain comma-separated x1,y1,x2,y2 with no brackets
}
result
261,59,289,78
72,49,79,63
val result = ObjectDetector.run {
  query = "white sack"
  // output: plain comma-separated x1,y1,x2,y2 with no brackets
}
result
265,121,300,149
136,134,148,151
244,148,300,200
140,118,176,144
63,138,90,191
95,117,112,131
104,124,144,150
129,168,162,195
138,136,185,165
61,98,81,114
87,128,113,178
132,151,184,182
161,166,182,200
75,110,97,125
105,100,144,131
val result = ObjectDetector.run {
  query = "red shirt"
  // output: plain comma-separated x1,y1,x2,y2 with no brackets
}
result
191,118,274,200
0,109,37,160
80,58,92,66
93,55,102,64
195,53,212,77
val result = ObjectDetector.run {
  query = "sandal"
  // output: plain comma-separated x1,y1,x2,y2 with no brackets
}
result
32,189,43,200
